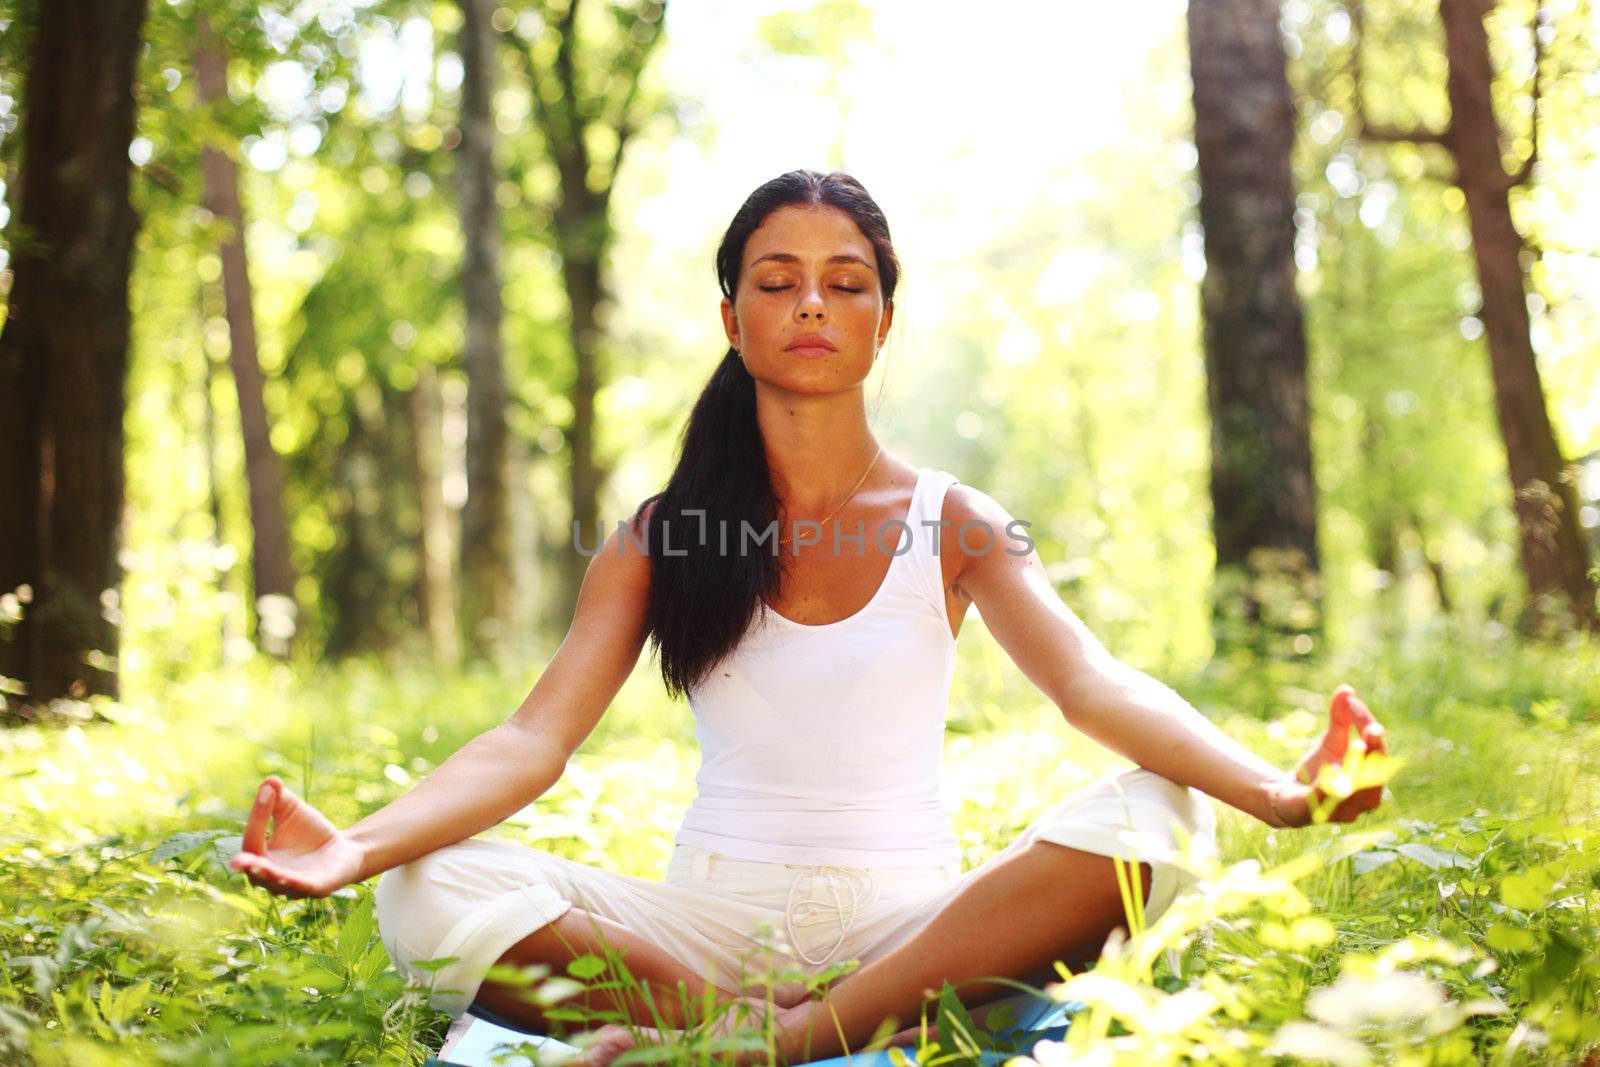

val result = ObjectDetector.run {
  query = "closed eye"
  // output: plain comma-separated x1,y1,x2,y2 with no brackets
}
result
758,285,864,293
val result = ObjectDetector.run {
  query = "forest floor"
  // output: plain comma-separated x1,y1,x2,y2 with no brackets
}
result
1,613,1597,1065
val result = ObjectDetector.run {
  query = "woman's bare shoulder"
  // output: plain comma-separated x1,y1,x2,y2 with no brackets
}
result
939,482,1026,546
938,482,1037,587
607,496,661,584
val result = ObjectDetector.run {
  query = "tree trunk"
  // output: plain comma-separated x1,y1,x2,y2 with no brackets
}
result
198,283,237,666
507,0,666,633
455,0,514,659
323,380,418,658
193,14,300,656
507,424,538,643
1187,0,1323,655
0,0,150,711
0,250,44,700
409,362,459,665
1437,0,1596,634
560,239,604,629
323,392,378,659
1408,508,1454,614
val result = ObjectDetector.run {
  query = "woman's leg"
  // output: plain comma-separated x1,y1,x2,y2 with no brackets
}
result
375,837,807,1035
781,841,1152,1061
783,767,1215,1061
474,904,760,1033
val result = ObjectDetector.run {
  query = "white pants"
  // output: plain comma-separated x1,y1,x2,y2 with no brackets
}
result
373,767,1218,1019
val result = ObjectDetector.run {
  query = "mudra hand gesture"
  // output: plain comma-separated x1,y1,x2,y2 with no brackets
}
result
1268,684,1392,829
229,775,366,898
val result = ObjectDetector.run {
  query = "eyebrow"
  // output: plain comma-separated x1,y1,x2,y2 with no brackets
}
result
749,252,877,271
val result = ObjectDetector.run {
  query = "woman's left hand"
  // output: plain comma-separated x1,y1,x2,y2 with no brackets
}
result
1269,684,1390,827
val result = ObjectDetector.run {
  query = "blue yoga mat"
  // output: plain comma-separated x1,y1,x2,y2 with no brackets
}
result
424,989,1083,1067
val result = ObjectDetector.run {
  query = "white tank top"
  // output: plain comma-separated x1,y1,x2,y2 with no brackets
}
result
675,466,963,869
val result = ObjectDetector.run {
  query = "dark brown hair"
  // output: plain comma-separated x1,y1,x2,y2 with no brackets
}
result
630,169,902,699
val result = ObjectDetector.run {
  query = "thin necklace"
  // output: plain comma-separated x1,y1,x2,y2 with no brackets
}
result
781,444,883,550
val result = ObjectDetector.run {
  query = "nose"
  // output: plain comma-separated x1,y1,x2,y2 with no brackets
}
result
795,279,826,321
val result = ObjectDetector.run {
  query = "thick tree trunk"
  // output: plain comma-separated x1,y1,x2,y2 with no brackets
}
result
1438,0,1596,634
455,0,514,659
193,14,300,656
1187,0,1323,653
0,263,44,698
0,0,150,711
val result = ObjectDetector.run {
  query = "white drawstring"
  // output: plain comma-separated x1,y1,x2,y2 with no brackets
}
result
784,864,880,966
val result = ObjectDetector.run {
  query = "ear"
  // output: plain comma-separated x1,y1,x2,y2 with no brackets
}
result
876,298,894,352
720,296,739,351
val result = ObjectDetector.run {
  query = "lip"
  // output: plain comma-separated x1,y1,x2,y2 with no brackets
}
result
785,334,838,357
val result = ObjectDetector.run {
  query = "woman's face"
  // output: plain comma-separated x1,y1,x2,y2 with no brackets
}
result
721,203,892,393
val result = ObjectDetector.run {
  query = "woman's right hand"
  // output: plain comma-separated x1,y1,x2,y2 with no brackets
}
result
229,775,367,898
1269,684,1391,828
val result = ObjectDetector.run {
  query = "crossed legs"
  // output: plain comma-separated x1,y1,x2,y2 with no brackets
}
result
472,840,1152,1060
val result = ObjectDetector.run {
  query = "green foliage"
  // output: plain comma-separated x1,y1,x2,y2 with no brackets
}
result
75,0,1593,688
3,0,1597,1060
2,616,1596,1063
1282,0,1600,640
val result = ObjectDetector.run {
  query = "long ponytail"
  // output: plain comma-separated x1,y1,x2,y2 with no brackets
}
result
632,348,779,700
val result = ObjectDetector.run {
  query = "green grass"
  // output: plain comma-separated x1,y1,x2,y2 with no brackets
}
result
1,611,1597,1065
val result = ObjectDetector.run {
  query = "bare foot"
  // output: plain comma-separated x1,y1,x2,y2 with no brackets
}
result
746,977,812,1009
566,1022,648,1067
566,995,776,1067
887,1021,937,1047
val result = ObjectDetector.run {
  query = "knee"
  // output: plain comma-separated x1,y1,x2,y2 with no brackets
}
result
1115,767,1188,807
1117,769,1218,846
372,845,488,978
372,841,576,980
372,858,423,940
373,855,442,979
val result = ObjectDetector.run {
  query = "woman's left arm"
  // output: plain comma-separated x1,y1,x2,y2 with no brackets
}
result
946,487,1387,829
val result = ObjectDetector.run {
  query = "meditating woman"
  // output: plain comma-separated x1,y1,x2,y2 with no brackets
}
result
229,169,1390,1066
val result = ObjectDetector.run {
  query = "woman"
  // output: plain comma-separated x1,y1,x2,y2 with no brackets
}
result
229,169,1389,1065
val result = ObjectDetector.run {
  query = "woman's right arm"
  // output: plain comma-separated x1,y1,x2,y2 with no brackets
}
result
343,719,573,882
233,506,657,896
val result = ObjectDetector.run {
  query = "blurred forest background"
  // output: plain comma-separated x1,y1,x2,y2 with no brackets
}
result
2,1,1599,1064
0,0,1595,713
